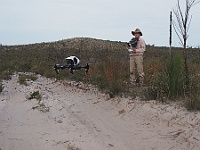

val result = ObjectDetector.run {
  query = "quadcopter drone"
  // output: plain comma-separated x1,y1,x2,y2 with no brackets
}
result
54,56,89,74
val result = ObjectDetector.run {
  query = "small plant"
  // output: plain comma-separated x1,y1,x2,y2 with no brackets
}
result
185,96,200,111
66,144,81,150
18,74,38,86
89,58,128,97
149,53,185,101
27,91,42,101
0,70,13,80
18,75,28,86
185,75,200,110
144,86,158,100
0,83,4,93
118,109,125,114
28,74,38,81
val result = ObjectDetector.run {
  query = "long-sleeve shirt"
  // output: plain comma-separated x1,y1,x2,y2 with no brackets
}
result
129,37,146,56
135,37,146,55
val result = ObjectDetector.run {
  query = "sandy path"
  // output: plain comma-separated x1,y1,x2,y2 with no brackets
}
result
0,73,200,150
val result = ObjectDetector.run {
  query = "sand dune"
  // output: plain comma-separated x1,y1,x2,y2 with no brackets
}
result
0,73,200,150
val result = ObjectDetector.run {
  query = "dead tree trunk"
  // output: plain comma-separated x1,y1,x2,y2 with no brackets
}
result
173,0,199,91
169,11,172,57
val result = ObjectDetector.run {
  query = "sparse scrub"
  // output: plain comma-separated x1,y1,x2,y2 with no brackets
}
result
185,95,200,111
27,91,42,101
89,57,129,96
0,82,4,93
143,86,158,100
185,75,200,110
0,70,13,80
66,144,81,150
18,74,38,86
17,62,32,72
18,74,28,86
1,38,200,110
146,53,185,101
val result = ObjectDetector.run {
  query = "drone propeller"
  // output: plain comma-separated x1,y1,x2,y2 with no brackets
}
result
54,64,59,74
85,63,89,73
54,61,89,74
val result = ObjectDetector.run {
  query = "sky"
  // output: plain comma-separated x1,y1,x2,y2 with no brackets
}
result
0,0,200,47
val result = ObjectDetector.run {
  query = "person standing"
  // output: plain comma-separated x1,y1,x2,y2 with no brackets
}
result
128,28,146,86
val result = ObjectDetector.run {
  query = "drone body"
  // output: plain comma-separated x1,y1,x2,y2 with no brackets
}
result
54,56,89,74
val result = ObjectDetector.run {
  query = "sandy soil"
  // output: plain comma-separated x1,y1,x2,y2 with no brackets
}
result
0,73,200,150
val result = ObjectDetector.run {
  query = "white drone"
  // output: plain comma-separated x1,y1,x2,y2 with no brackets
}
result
54,56,89,74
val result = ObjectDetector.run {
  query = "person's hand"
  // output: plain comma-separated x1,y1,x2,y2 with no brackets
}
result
128,49,133,52
133,48,137,53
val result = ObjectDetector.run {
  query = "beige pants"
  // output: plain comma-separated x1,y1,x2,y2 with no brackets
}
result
130,55,145,83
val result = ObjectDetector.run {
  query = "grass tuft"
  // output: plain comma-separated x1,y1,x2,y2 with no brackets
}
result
66,144,81,150
18,74,38,86
27,91,42,101
0,83,4,93
0,70,13,80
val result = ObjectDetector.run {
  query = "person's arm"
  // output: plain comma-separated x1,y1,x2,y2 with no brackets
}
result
135,39,146,53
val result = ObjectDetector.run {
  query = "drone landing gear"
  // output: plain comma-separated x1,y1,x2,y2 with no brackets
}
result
54,63,89,74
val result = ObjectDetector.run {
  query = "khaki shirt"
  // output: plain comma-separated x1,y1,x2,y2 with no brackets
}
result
129,37,146,56
135,37,146,55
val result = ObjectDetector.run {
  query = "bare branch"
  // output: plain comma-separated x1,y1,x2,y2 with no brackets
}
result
172,21,184,46
172,0,199,47
177,0,185,26
187,15,193,33
172,19,183,35
193,1,200,6
173,8,184,35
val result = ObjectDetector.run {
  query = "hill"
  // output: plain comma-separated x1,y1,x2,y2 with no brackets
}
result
0,37,200,110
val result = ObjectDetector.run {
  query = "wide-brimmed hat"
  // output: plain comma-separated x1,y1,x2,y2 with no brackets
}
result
131,28,143,36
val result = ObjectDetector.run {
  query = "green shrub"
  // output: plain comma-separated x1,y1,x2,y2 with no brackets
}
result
88,58,128,97
168,54,185,99
27,91,42,101
185,95,200,111
185,75,200,110
0,70,13,80
148,53,185,101
18,74,38,86
17,62,32,72
18,75,28,86
0,83,4,93
144,86,158,100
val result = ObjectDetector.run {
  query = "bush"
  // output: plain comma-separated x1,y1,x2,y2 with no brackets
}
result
18,74,38,86
88,57,128,97
185,75,200,110
0,83,4,93
0,70,13,80
17,62,32,72
185,95,200,111
168,54,185,99
148,53,185,101
27,91,42,101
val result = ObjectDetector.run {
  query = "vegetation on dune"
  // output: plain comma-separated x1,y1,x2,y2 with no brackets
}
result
18,74,38,86
27,90,42,101
0,82,4,93
1,37,200,110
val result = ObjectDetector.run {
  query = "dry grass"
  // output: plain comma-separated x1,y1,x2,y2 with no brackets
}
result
27,91,42,101
0,82,3,93
66,144,81,150
18,74,38,86
118,109,125,114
